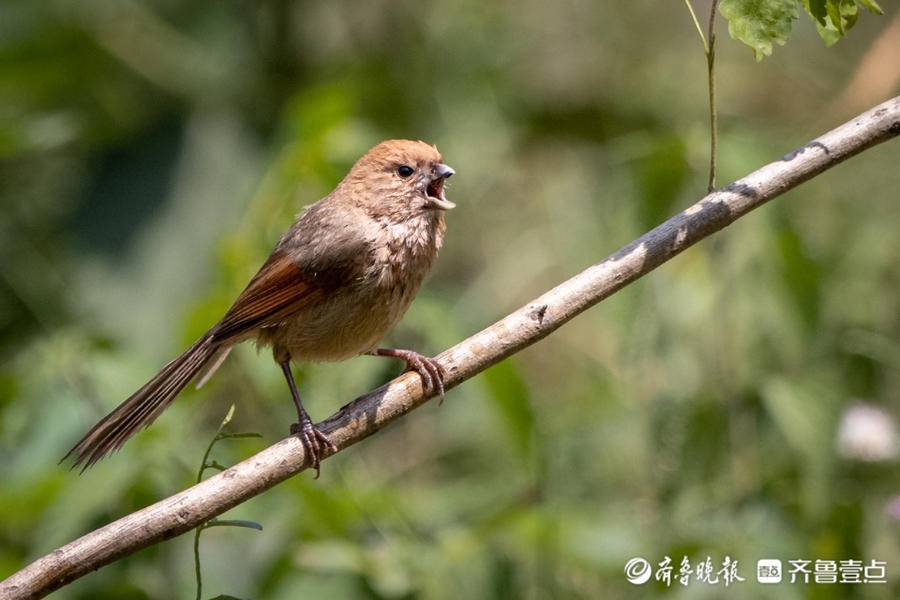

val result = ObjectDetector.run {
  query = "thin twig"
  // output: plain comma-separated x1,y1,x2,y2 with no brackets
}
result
192,528,202,600
191,436,217,600
2,96,899,599
707,0,720,192
683,0,709,53
192,406,238,600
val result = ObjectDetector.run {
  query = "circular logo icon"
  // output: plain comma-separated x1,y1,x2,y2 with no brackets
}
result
624,557,652,585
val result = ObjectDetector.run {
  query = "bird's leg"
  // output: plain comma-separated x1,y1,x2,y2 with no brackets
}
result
368,348,447,405
278,359,336,478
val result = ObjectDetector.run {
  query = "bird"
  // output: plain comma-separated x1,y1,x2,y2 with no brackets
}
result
63,139,456,476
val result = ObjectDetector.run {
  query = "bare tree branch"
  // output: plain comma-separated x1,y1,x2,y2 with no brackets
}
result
3,96,899,599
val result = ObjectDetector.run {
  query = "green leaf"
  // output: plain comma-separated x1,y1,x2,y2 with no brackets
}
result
803,0,828,25
844,4,859,29
216,432,263,440
857,0,883,15
813,0,860,44
803,0,882,44
814,20,842,45
218,404,236,430
720,0,799,61
205,519,264,531
827,0,846,33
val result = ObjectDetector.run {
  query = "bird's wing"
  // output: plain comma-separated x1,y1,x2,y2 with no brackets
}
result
211,248,323,344
211,205,373,344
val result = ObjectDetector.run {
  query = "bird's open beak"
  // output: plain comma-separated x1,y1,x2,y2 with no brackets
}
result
425,163,456,210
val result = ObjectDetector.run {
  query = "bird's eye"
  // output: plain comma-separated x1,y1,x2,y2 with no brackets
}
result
397,165,414,178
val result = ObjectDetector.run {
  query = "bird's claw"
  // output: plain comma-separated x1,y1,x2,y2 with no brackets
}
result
400,351,447,405
290,420,337,478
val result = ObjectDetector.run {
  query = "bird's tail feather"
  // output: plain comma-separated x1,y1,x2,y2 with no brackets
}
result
195,346,232,390
63,333,218,470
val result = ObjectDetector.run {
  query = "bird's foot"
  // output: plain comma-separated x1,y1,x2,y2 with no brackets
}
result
290,419,337,478
385,349,447,405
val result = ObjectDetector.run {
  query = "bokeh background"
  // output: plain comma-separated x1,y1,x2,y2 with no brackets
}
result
2,1,900,598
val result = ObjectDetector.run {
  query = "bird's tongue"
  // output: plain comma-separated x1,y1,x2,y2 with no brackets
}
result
427,178,456,210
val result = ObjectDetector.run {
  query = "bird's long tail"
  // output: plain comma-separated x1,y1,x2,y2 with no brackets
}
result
63,333,219,470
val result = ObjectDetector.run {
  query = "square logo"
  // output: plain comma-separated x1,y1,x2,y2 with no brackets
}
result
757,559,783,584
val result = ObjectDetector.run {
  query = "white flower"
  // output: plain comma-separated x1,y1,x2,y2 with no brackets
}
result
837,403,898,461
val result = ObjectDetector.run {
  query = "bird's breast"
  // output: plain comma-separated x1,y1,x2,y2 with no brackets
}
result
372,216,444,291
266,214,444,363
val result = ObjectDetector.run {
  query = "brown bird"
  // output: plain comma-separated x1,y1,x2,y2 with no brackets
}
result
64,140,456,476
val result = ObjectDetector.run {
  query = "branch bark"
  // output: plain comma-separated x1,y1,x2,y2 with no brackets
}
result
3,96,899,599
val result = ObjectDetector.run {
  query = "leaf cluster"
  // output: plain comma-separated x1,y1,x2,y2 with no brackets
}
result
720,0,884,59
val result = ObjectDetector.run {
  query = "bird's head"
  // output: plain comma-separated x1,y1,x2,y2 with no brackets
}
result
339,139,456,222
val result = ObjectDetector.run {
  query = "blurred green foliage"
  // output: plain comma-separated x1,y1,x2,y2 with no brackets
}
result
1,1,899,598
